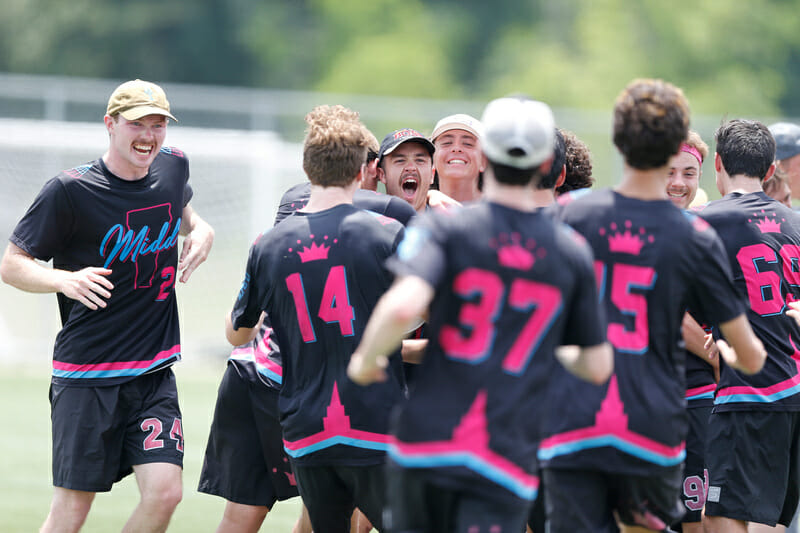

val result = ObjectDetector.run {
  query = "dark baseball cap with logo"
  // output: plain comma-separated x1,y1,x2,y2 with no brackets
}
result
378,128,435,164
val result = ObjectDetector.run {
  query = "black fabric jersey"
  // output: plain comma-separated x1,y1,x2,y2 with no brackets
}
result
684,325,717,408
10,149,192,386
229,184,417,389
386,202,606,503
538,189,744,476
231,203,406,466
276,182,416,226
697,191,800,411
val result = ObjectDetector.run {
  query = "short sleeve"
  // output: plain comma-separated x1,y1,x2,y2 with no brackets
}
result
685,222,746,326
230,242,268,330
561,230,607,347
10,177,75,261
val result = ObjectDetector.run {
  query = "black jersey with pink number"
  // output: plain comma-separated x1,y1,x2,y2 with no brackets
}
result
228,185,418,390
386,202,605,503
231,204,406,466
697,191,800,412
538,189,744,476
10,149,192,386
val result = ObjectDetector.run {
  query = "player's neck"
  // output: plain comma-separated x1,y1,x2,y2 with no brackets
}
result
303,181,358,212
615,164,669,201
484,180,539,211
719,174,763,196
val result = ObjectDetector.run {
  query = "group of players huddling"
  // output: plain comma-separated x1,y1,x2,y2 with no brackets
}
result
3,76,800,533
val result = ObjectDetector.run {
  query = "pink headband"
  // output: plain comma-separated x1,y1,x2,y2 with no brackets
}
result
681,143,703,165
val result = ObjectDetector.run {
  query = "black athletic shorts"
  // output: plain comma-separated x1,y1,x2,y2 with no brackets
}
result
292,462,385,533
543,466,684,533
385,462,529,533
197,364,299,507
705,410,800,527
50,367,183,492
673,405,712,526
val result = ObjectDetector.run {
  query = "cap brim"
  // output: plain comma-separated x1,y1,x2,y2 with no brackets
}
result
777,145,800,161
431,122,480,141
119,106,178,122
380,136,435,160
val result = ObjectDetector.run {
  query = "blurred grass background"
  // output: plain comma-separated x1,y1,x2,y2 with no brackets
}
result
0,357,304,532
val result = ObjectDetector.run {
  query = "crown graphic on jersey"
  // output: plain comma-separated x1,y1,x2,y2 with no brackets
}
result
491,233,545,270
297,241,331,263
748,211,784,234
600,221,653,256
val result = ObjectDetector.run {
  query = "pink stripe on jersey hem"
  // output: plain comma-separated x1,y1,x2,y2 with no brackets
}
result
52,344,180,372
716,359,800,398
685,384,716,398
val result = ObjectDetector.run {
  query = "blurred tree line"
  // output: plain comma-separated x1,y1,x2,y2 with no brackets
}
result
2,0,799,116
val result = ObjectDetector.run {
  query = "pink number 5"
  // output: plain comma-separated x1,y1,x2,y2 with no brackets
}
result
606,263,656,354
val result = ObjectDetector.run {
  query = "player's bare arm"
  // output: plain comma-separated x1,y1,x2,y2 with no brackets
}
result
178,203,214,283
717,314,766,374
0,242,113,310
225,310,258,347
554,342,614,385
426,189,461,211
348,275,433,385
682,312,719,369
400,339,428,364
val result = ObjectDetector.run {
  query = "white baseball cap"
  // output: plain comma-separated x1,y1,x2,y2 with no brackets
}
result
480,96,555,169
430,113,483,141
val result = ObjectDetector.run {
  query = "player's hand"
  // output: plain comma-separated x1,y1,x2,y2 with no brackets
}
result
347,351,388,386
178,219,214,283
788,301,800,328
427,190,461,211
57,267,114,310
716,338,758,375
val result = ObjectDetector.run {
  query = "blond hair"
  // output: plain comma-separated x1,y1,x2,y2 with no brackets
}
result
684,130,709,162
303,105,370,187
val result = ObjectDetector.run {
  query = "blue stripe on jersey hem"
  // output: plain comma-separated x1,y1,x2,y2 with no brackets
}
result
537,436,685,467
715,385,800,405
257,367,282,385
388,448,537,501
283,436,389,458
51,355,180,379
686,392,715,401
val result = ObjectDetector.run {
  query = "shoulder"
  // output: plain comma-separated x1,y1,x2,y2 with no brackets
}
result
158,146,188,160
279,182,311,206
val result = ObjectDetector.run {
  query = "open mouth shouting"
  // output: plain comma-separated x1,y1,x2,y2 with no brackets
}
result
401,174,420,201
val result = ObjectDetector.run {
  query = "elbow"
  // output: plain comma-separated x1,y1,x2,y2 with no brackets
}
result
590,344,614,385
742,345,767,375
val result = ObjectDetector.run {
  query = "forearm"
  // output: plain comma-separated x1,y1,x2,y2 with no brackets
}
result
718,314,766,374
0,243,62,293
555,343,614,385
401,339,428,364
225,311,257,346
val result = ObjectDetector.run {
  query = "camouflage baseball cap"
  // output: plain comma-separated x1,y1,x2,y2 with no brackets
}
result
106,79,177,122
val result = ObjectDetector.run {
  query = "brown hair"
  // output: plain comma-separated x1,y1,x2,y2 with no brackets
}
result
613,79,690,170
557,128,594,195
302,105,370,187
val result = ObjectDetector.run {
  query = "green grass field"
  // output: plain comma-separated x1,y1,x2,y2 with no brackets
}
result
0,358,304,532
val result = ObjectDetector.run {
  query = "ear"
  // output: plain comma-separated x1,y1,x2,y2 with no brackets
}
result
104,114,115,134
714,152,723,173
377,166,387,185
555,164,567,189
479,153,488,173
763,162,776,183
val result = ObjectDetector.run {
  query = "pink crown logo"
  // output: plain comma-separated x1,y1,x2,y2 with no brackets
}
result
749,210,784,234
600,221,653,256
491,233,546,270
498,244,535,270
297,241,331,262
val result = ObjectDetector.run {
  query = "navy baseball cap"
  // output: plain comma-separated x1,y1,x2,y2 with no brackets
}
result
378,128,435,164
769,122,800,161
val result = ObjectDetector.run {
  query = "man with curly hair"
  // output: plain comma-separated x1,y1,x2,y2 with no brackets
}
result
539,79,765,532
556,128,595,196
